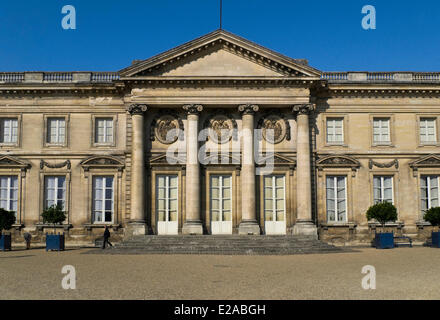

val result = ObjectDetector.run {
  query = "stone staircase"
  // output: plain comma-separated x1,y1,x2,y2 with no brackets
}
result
101,235,349,255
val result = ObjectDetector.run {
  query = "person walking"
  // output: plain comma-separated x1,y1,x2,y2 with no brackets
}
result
102,226,113,249
23,232,32,250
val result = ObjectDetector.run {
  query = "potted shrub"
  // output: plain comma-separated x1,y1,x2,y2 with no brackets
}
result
366,202,398,249
0,208,15,251
42,204,66,251
423,207,440,248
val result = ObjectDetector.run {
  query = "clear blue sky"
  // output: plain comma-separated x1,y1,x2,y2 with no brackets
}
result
0,0,439,72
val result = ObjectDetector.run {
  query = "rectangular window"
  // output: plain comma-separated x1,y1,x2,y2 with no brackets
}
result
326,118,344,144
421,176,440,214
326,176,347,223
156,175,178,223
373,118,390,144
373,176,393,204
264,175,286,222
0,176,18,215
420,118,437,144
44,176,66,210
93,176,114,223
0,118,18,144
210,175,232,222
95,118,113,144
47,118,66,145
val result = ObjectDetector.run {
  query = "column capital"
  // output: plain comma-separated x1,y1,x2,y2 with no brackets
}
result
292,104,315,115
183,104,203,115
238,104,259,115
127,104,148,115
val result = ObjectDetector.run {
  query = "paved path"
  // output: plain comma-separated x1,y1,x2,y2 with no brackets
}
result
0,247,439,299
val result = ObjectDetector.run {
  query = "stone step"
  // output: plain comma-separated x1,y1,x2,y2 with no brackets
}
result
106,235,344,255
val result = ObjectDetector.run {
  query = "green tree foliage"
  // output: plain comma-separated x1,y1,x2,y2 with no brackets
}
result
366,202,398,232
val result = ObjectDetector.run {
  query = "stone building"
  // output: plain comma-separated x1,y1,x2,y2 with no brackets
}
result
1,30,440,245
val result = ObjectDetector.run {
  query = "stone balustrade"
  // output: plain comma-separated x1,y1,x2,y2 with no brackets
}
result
322,72,440,83
0,72,120,83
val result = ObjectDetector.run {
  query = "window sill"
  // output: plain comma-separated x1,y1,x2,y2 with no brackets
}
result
324,143,348,148
368,221,404,229
418,143,440,148
36,223,72,232
93,143,116,148
320,222,357,230
84,223,121,231
371,143,394,148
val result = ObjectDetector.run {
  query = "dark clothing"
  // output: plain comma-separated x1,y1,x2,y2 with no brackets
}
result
102,227,113,249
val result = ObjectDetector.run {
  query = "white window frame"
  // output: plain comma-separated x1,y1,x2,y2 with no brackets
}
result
419,118,437,144
95,117,114,144
421,175,440,213
156,175,178,223
326,176,347,223
210,175,232,222
264,175,286,222
0,176,18,215
47,117,66,145
373,176,394,204
92,176,114,224
0,118,18,145
44,176,66,210
326,118,344,144
373,118,391,144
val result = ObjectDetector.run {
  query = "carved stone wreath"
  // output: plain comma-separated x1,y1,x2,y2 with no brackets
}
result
151,112,183,144
208,114,235,144
257,113,290,144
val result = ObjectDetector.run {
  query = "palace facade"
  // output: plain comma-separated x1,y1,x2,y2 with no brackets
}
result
2,30,440,245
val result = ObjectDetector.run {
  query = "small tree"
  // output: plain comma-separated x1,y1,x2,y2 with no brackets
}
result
0,208,16,236
424,207,440,232
42,204,66,233
366,202,398,233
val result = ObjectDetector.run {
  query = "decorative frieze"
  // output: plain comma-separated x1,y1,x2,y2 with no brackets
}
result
151,110,184,144
368,159,399,170
203,110,237,143
257,110,291,144
40,160,71,170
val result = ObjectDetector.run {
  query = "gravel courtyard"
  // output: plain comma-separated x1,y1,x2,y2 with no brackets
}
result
0,247,439,300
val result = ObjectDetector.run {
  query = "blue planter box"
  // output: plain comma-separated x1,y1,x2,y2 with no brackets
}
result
432,232,440,248
0,234,11,251
46,233,65,251
375,232,394,249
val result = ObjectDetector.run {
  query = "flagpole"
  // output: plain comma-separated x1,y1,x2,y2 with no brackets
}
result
220,0,223,30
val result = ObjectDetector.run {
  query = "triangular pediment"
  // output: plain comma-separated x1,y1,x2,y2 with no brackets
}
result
317,155,361,168
0,155,31,168
409,154,440,168
80,156,125,170
120,30,322,79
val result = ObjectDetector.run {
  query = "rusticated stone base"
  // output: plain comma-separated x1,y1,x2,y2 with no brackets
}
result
182,221,203,235
238,221,261,235
292,221,318,239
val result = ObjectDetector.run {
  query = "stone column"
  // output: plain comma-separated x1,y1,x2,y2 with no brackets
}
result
182,104,204,235
238,104,261,235
292,104,317,238
127,104,148,236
